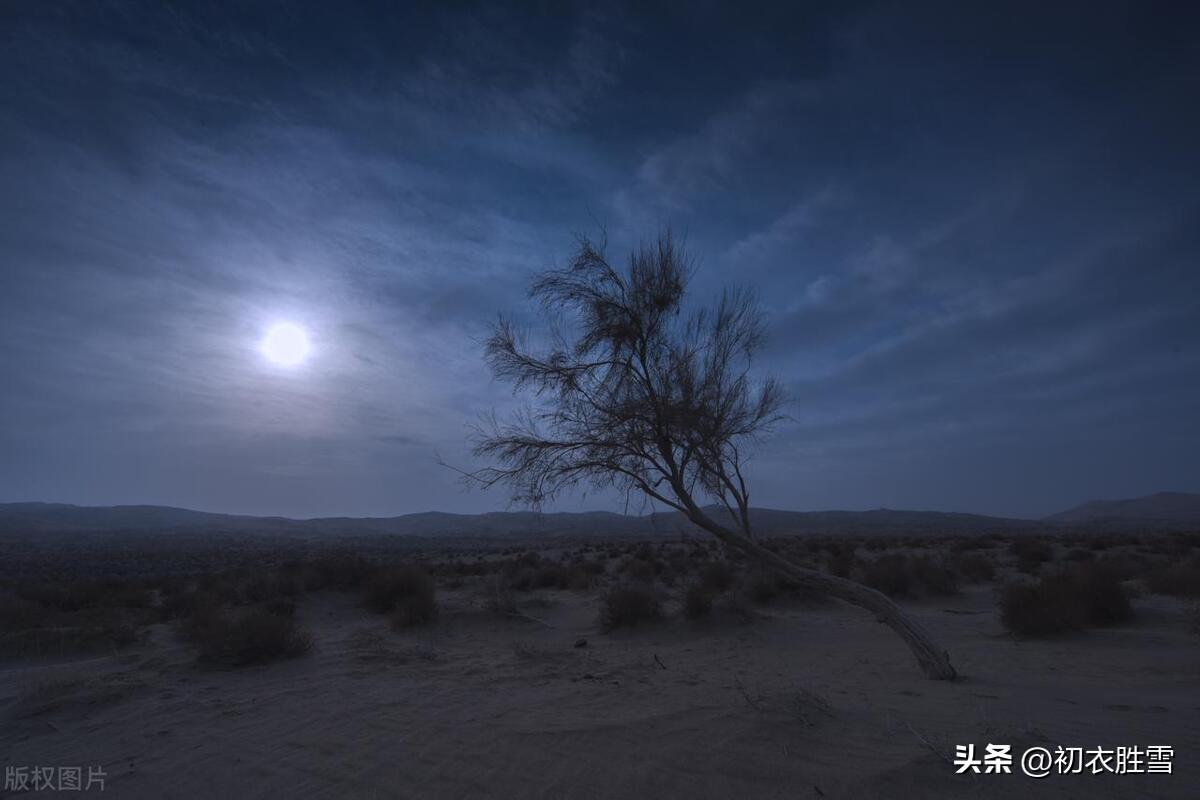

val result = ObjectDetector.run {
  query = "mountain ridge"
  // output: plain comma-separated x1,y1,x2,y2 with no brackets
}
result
3,491,1195,537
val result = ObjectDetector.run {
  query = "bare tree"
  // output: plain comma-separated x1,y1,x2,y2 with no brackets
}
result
470,232,956,680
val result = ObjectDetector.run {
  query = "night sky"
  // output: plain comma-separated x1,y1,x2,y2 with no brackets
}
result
1,1,1197,518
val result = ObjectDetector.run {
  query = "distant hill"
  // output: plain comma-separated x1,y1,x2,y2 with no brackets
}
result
0,501,1038,539
1045,491,1200,527
4,493,1194,539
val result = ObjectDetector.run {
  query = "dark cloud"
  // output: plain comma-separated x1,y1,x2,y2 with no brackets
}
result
0,0,1196,516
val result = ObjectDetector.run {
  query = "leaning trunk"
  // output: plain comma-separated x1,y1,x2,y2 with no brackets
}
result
749,539,956,680
686,511,957,680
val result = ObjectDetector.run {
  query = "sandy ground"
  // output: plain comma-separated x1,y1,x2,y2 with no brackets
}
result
2,585,1197,799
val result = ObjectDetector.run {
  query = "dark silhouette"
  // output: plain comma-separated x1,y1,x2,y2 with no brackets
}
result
471,231,957,679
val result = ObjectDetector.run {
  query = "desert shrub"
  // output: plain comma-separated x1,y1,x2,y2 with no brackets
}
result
862,555,912,597
911,556,960,596
1144,557,1200,598
505,566,538,592
746,572,782,604
1071,566,1134,625
1000,580,1077,637
482,574,517,614
510,563,592,592
578,558,607,576
1000,565,1131,637
190,607,313,666
599,585,661,631
516,551,542,568
391,594,438,629
1094,552,1154,582
623,559,657,582
175,591,227,640
951,536,990,552
17,579,152,612
104,620,140,647
683,583,714,619
1009,538,1054,574
534,564,568,589
564,566,595,591
0,599,43,641
699,560,736,593
0,587,150,658
363,568,438,627
248,572,302,603
825,547,855,578
306,554,373,590
954,554,996,583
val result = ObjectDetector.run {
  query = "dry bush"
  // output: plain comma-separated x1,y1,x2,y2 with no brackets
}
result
1000,564,1132,637
482,574,518,614
17,579,152,612
504,565,539,591
699,560,736,593
911,556,960,596
745,571,783,604
363,567,438,628
2,581,153,658
575,558,607,577
1009,537,1054,574
237,573,300,604
824,547,856,578
954,553,996,583
529,563,593,591
599,585,662,631
1143,557,1200,598
682,583,713,619
951,536,992,552
862,554,912,597
623,558,658,582
189,607,313,666
305,554,373,591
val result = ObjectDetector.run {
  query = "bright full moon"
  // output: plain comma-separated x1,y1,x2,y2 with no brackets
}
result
260,322,310,366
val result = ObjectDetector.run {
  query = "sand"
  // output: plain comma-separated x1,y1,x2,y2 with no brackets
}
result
2,584,1197,799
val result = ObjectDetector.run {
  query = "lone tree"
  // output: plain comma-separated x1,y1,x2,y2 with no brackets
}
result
471,232,957,680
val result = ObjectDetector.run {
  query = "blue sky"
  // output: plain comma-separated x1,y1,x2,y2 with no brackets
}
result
1,1,1197,518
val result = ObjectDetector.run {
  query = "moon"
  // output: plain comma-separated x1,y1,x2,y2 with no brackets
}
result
260,322,310,366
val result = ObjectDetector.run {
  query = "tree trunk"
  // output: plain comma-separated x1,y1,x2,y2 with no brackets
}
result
686,511,958,680
749,540,957,680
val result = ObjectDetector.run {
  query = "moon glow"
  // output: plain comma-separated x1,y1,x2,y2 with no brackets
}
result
260,322,310,366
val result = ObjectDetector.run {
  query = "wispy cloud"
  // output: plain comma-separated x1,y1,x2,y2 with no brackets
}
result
0,1,1197,517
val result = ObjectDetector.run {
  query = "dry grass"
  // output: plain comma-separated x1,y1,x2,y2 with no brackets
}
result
682,583,714,619
599,585,662,631
363,567,439,629
187,607,314,666
1000,564,1132,637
